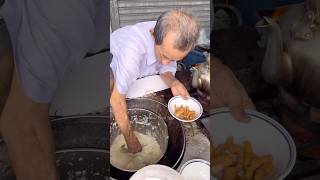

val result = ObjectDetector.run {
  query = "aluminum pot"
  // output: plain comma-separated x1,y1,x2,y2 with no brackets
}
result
0,115,109,180
110,98,186,180
110,106,169,172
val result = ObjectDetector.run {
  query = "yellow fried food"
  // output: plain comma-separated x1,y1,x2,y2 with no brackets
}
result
245,155,273,180
211,137,274,180
243,140,254,168
215,154,237,169
226,136,234,146
235,145,244,170
174,104,197,120
213,137,235,177
216,136,235,155
253,161,274,180
235,175,247,180
222,166,241,180
217,144,228,155
231,144,242,154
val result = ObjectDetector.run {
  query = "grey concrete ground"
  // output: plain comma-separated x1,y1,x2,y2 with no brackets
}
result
177,121,210,172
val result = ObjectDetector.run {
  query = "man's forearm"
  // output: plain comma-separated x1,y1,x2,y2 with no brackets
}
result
110,87,131,137
0,71,57,180
212,56,226,77
212,56,240,85
110,83,142,152
160,72,178,88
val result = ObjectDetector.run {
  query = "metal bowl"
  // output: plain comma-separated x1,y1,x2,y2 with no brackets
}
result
110,98,186,180
110,107,169,172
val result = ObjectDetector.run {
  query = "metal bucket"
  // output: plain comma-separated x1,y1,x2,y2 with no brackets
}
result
52,116,109,179
0,115,109,180
110,108,169,172
110,98,186,180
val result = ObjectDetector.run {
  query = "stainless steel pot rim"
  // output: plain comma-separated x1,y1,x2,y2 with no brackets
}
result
50,115,108,122
55,148,108,154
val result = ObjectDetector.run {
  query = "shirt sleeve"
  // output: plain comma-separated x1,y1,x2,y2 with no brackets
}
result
1,0,101,103
159,61,177,75
110,47,142,95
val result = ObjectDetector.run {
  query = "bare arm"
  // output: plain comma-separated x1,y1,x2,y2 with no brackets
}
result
0,71,58,180
160,72,189,99
212,56,225,76
211,56,256,122
160,72,177,87
110,84,142,153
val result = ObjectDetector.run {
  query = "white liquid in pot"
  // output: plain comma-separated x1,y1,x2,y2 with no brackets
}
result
110,131,162,171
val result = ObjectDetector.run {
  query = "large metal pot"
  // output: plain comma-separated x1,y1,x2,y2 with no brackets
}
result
110,107,169,171
110,98,186,180
0,115,109,180
52,116,109,179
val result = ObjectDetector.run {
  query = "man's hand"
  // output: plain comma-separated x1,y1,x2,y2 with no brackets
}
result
124,130,142,153
171,80,189,99
110,83,142,153
212,57,256,122
160,72,189,99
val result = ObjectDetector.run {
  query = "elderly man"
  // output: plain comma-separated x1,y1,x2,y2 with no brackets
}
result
110,9,256,153
110,10,199,153
0,0,106,179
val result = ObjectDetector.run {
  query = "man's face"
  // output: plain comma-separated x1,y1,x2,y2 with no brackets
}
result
152,30,190,65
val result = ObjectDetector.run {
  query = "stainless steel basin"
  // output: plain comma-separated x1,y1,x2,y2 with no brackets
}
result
0,115,109,180
110,98,186,180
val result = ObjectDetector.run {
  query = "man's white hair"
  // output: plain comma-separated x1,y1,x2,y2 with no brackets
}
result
154,9,200,51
